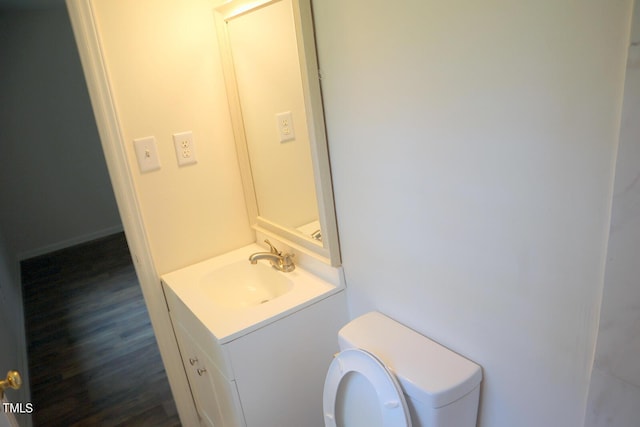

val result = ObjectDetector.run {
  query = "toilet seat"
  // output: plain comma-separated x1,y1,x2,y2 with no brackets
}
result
323,348,412,427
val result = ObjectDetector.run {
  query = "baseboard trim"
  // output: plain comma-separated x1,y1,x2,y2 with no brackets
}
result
17,225,124,261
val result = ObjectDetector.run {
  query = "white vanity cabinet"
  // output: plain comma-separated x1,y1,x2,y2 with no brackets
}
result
166,286,247,427
173,323,223,427
163,280,347,427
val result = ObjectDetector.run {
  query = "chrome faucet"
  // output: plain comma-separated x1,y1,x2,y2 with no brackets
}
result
248,239,295,272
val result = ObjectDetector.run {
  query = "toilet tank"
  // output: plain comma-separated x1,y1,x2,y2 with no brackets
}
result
338,312,482,427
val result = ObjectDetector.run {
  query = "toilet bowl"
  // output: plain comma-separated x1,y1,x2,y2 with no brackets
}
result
324,348,412,427
323,312,482,427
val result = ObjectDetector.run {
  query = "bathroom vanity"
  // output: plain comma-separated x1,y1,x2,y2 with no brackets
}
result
162,243,347,427
161,1,348,425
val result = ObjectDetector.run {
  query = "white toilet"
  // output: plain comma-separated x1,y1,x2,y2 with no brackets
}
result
323,312,482,427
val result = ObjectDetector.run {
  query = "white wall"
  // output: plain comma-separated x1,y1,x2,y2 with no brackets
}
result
585,1,640,425
90,0,254,275
312,1,633,426
0,5,122,260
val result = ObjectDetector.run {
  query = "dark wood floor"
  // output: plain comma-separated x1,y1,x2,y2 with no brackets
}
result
22,233,182,427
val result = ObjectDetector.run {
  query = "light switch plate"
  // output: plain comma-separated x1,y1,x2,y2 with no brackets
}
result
173,131,197,166
133,136,161,173
276,111,295,143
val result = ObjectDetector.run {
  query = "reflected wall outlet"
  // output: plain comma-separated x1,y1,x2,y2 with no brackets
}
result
133,136,161,173
276,111,295,142
173,131,197,166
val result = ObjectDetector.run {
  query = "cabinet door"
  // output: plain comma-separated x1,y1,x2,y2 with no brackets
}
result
175,322,220,427
226,293,347,427
166,284,247,427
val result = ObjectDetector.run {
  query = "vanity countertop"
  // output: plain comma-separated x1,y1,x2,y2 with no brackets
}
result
161,243,343,343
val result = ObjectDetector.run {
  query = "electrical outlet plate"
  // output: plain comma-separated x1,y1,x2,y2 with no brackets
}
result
133,136,161,173
276,111,295,143
173,131,197,166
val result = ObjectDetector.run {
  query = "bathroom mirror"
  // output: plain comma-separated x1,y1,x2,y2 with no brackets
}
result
214,0,340,265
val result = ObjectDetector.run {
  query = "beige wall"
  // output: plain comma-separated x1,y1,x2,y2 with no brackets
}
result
91,0,254,274
313,1,633,426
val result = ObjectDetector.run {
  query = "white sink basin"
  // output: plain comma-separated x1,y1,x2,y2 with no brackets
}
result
201,261,293,309
161,243,343,343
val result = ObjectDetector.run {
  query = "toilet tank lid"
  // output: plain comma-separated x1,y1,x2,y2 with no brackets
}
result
338,312,482,408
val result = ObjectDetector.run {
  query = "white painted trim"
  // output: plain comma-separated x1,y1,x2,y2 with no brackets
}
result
213,4,260,229
1,396,20,427
255,217,328,258
294,0,342,266
17,224,124,261
215,0,279,21
64,2,200,426
12,265,32,427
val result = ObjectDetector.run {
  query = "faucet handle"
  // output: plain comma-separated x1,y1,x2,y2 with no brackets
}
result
264,239,280,255
280,252,296,272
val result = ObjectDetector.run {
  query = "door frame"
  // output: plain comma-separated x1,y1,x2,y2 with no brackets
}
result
65,1,199,425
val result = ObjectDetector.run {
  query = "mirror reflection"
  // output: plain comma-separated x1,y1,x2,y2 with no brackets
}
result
221,0,323,243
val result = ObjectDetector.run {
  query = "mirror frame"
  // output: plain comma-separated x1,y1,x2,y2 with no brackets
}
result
214,0,341,266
